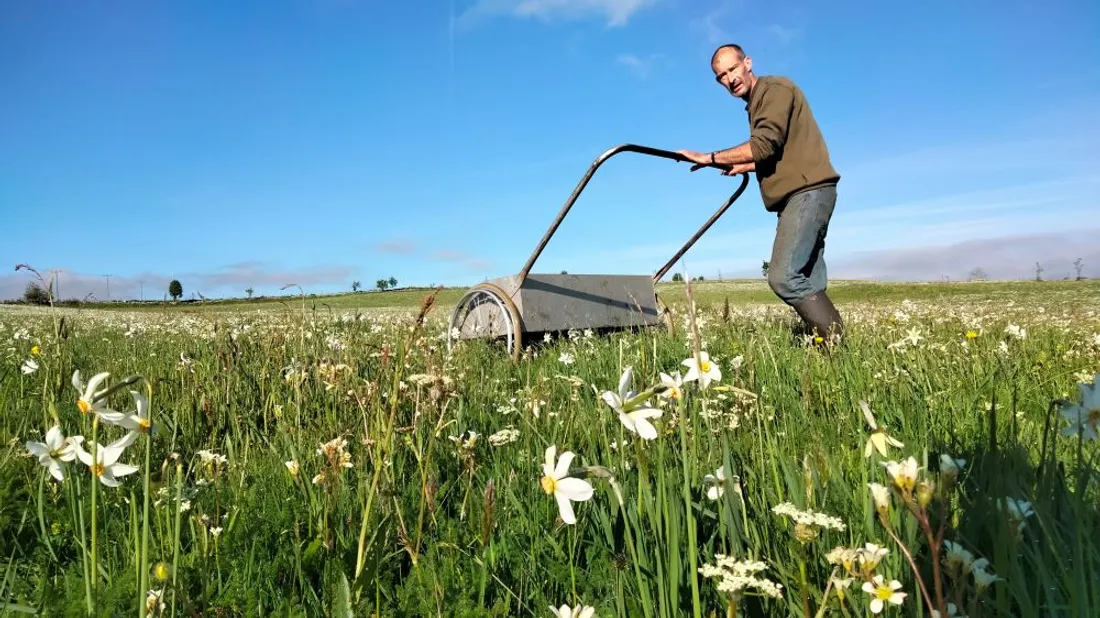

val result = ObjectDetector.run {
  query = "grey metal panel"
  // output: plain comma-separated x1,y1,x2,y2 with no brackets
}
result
512,273,660,333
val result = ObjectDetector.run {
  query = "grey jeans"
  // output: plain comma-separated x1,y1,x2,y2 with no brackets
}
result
767,184,836,305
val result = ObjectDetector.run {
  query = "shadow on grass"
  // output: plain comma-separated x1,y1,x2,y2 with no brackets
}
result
930,393,1099,618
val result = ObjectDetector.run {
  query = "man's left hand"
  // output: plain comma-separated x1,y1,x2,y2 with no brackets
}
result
676,150,713,171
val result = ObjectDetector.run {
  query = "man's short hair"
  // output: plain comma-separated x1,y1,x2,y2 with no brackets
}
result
710,44,745,66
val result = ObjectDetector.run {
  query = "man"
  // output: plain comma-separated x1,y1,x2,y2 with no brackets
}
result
677,43,844,344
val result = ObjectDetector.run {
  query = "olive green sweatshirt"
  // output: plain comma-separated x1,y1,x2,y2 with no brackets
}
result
745,75,840,211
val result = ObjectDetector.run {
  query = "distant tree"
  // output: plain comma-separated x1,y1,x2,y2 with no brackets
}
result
352,281,361,292
24,281,49,305
376,279,389,291
1074,257,1084,280
245,287,254,299
1034,261,1043,282
967,267,988,282
761,260,770,277
169,280,183,301
671,273,684,282
388,276,397,288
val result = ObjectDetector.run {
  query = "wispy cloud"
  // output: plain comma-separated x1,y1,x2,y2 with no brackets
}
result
371,238,417,254
457,0,657,30
830,229,1100,281
433,249,492,272
765,24,798,46
689,0,740,46
582,170,1100,283
615,52,669,78
370,239,492,273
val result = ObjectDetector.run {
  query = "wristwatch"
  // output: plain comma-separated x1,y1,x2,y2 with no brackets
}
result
710,152,716,164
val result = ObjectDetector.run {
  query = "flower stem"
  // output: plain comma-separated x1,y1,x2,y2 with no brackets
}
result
918,510,947,615
678,394,702,618
90,415,100,606
138,394,153,618
799,556,811,618
882,519,936,616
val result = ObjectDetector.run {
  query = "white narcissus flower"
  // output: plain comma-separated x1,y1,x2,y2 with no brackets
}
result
931,602,966,617
1059,374,1099,441
25,425,84,482
21,358,39,374
997,497,1034,531
704,466,725,500
539,445,594,525
939,453,966,477
658,371,683,403
72,370,126,424
861,575,906,614
868,482,890,512
600,367,662,440
860,401,904,458
113,390,154,448
74,436,139,487
971,564,1002,591
682,351,721,389
882,457,921,493
549,604,595,618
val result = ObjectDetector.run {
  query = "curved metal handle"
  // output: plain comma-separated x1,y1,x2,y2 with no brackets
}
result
516,144,739,286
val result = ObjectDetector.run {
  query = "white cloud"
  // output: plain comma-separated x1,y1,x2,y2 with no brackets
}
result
689,0,741,45
615,52,669,78
830,229,1100,282
457,0,657,29
573,170,1099,283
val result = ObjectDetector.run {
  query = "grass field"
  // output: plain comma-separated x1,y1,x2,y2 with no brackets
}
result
2,277,1099,617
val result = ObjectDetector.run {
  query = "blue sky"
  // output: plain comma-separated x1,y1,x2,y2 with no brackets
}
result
2,0,1099,301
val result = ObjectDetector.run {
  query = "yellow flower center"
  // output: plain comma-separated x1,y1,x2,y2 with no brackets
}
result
894,475,916,493
540,475,556,495
92,463,105,477
153,562,171,581
77,399,92,414
700,361,711,372
139,417,151,431
1088,409,1099,428
31,345,41,356
875,585,894,601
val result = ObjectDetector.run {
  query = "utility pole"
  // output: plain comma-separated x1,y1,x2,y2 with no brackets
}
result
139,280,144,301
103,274,112,302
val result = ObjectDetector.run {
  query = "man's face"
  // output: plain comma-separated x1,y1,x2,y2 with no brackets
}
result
712,50,752,98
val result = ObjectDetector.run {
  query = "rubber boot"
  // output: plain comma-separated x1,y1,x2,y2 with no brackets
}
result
791,292,844,346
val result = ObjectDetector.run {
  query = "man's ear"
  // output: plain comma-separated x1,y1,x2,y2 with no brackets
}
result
744,56,753,73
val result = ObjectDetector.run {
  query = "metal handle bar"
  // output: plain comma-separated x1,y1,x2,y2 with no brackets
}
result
516,143,747,286
653,170,750,283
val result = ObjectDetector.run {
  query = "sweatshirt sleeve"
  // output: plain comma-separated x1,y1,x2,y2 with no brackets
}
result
749,83,794,162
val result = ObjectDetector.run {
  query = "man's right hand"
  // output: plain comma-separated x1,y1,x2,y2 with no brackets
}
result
721,162,755,176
